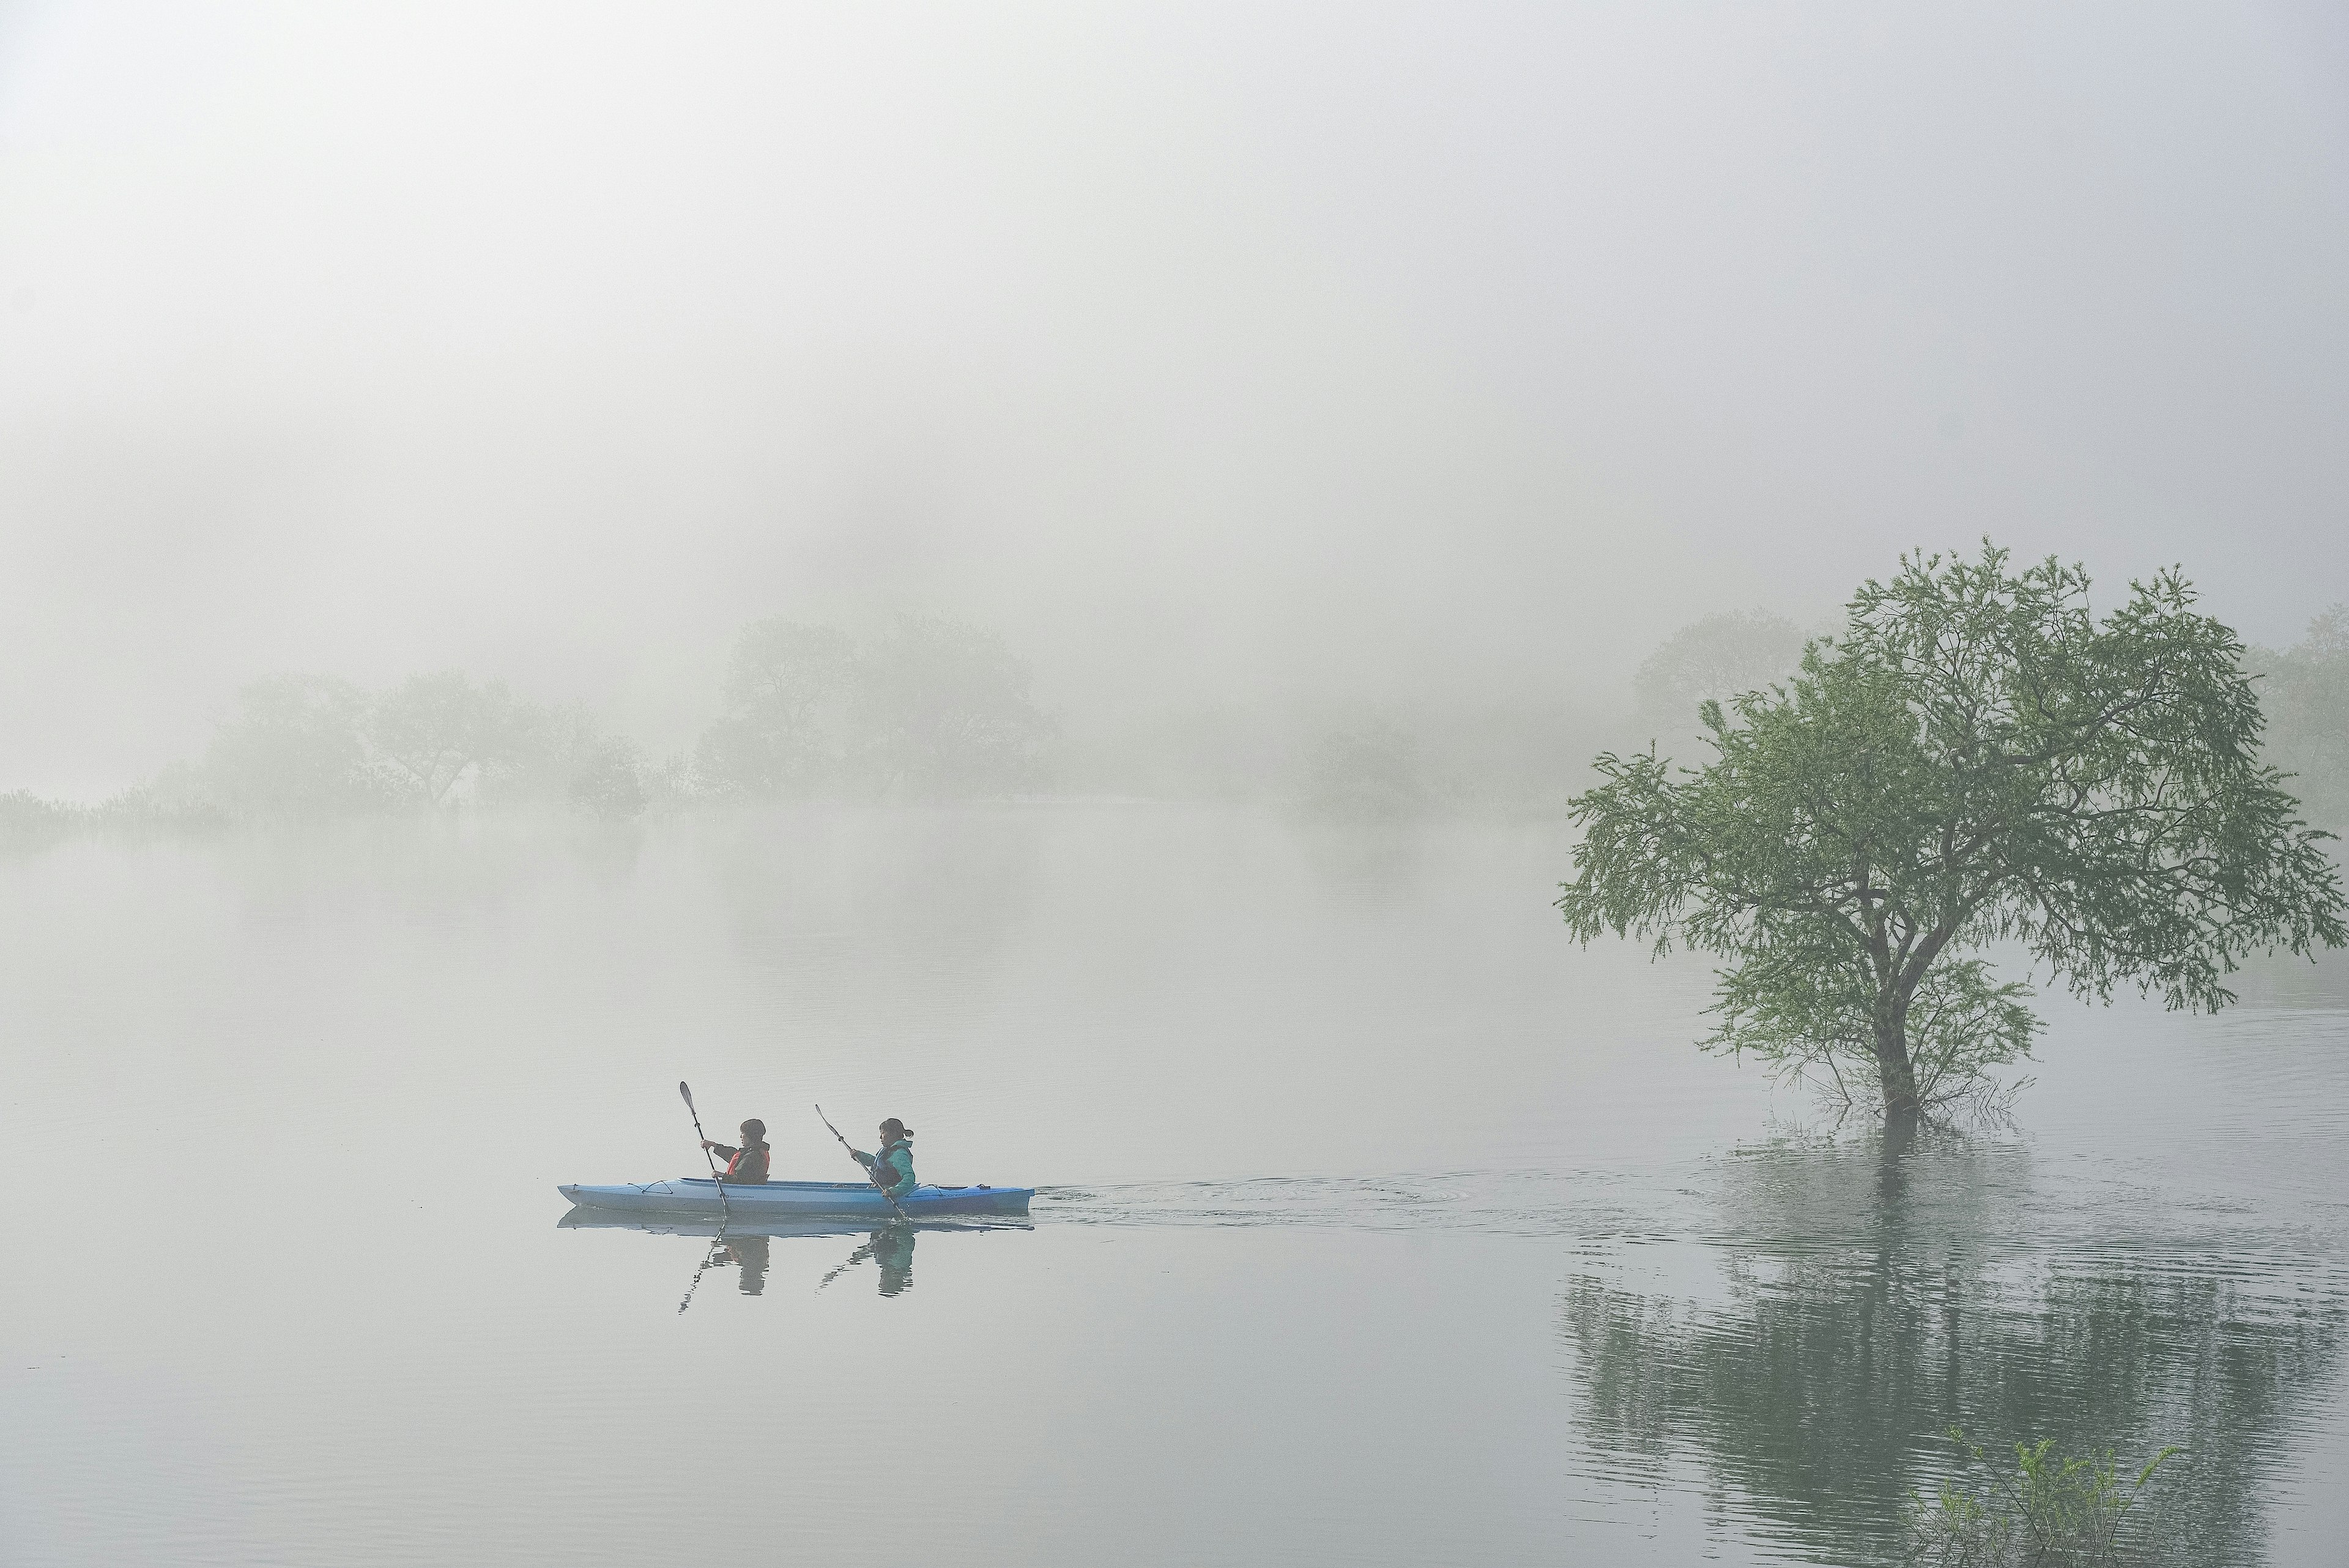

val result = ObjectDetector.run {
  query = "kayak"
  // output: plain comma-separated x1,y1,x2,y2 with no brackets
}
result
557,1177,1034,1220
557,1209,1032,1238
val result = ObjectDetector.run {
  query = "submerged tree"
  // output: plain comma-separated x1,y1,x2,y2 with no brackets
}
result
1557,544,2347,1118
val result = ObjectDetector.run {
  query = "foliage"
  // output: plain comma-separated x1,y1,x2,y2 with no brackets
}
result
370,672,535,806
1707,948,2039,1118
469,700,647,819
2244,605,2349,831
199,675,397,820
1558,543,2348,1117
0,789,81,851
2,671,653,836
695,621,859,798
696,612,1055,800
565,734,649,821
1904,1430,2180,1567
848,614,1056,797
1635,609,1809,741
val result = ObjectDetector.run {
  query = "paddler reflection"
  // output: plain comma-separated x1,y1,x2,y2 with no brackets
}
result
703,1233,771,1295
557,1208,1014,1306
817,1225,916,1297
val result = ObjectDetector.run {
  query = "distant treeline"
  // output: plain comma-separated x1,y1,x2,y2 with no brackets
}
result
6,601,2345,845
1285,601,2349,830
3,669,650,845
1,612,1056,846
2246,606,2349,832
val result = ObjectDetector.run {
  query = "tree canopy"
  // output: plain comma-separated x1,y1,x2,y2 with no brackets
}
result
1635,609,1809,745
696,612,1055,800
1557,545,2347,1118
175,671,647,823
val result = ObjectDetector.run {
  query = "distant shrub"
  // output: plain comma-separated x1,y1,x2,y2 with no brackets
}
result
567,735,649,821
0,789,80,850
1297,721,1436,820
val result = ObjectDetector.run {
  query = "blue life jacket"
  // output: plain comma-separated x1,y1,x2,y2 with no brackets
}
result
872,1137,916,1197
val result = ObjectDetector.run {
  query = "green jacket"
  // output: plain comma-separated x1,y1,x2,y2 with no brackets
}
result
853,1138,918,1200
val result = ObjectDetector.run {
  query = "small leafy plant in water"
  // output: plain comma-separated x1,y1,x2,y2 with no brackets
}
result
1903,1428,2181,1566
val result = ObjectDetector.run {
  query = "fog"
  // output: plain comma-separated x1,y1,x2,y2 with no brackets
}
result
4,2,2347,799
9,13,2349,1562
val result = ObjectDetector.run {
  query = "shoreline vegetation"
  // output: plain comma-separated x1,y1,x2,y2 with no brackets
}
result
7,597,2345,855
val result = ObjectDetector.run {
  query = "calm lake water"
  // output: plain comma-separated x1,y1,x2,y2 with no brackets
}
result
2,807,2344,1566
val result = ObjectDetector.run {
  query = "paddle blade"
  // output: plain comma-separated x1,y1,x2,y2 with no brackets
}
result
679,1080,695,1110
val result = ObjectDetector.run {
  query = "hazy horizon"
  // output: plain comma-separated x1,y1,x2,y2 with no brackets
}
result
6,2,2348,797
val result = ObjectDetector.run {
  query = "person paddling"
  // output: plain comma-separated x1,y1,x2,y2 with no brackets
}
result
850,1118,918,1203
702,1118,771,1184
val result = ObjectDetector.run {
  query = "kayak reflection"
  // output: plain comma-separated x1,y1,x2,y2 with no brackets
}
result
556,1209,1031,1302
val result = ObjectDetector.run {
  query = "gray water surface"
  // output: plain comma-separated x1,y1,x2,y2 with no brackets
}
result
2,808,2343,1565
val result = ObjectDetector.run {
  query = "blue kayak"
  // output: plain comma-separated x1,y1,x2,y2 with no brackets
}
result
558,1177,1033,1220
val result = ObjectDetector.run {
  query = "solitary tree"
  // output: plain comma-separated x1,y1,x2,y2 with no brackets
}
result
1557,546,2347,1119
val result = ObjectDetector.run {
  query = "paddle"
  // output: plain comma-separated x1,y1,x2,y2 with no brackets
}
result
678,1239,718,1315
816,1103,911,1222
680,1080,732,1232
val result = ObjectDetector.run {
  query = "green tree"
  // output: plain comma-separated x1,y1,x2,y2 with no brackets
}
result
1557,546,2347,1118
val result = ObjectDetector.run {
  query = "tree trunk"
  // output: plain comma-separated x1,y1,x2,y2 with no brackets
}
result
1871,983,1923,1119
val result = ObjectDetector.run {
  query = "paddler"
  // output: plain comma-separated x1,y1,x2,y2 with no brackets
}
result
702,1118,771,1184
850,1118,918,1202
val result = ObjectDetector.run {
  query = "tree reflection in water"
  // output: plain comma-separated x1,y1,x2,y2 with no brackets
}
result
1559,1124,2345,1567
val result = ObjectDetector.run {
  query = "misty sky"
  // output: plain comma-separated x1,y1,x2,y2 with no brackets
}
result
4,2,2346,794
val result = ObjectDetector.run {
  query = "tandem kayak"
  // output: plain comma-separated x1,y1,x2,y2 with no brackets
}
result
557,1208,1032,1238
557,1178,1034,1220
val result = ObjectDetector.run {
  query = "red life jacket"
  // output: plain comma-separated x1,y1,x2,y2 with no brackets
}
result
722,1144,771,1183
